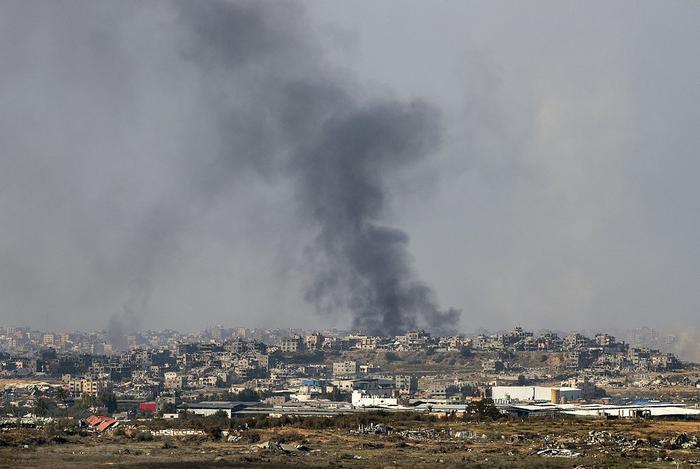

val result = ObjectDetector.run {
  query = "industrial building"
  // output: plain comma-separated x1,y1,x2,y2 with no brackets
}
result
184,401,258,418
504,402,700,419
491,385,582,404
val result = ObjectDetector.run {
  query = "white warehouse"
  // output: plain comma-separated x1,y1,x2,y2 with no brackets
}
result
351,390,399,408
491,386,581,404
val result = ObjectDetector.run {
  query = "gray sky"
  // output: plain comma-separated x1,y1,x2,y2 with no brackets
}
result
0,1,698,335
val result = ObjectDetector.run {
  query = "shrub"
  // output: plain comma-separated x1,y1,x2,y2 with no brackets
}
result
240,430,260,443
134,430,154,441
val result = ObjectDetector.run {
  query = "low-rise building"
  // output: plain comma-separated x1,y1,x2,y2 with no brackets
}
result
65,376,109,398
279,336,303,353
333,361,358,377
164,371,184,390
185,401,257,418
394,375,417,395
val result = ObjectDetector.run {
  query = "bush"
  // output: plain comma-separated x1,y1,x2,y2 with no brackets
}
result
268,430,306,443
134,430,154,441
464,398,502,421
161,438,178,449
161,402,178,414
240,430,260,443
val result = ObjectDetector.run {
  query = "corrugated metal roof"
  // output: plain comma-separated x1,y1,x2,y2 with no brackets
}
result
86,415,101,426
186,401,258,410
86,415,119,432
96,418,118,432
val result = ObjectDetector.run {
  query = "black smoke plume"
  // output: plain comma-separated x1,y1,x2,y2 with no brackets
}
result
0,0,460,338
177,0,461,335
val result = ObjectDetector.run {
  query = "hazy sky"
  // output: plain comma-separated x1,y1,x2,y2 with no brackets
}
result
0,1,698,334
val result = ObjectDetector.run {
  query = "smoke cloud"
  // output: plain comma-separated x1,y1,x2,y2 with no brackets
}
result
6,1,695,339
176,0,460,335
295,102,460,335
0,0,459,339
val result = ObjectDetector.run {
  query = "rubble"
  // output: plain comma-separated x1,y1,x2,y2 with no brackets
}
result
254,440,282,450
536,448,582,458
661,433,699,449
587,430,643,447
453,430,487,440
353,423,489,441
253,440,312,453
398,429,449,440
0,416,54,428
543,433,581,447
153,429,206,437
352,423,393,435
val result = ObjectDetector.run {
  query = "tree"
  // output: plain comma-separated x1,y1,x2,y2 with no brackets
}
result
99,391,118,413
385,352,401,362
34,397,53,416
236,389,260,401
161,402,178,414
81,394,100,409
465,398,502,421
55,387,68,403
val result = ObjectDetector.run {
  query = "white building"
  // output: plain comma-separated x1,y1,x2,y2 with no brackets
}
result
491,385,581,403
352,390,399,407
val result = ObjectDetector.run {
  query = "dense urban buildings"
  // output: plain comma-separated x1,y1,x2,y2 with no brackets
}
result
2,323,699,467
0,324,692,412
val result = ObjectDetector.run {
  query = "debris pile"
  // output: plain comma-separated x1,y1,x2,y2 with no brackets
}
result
153,429,206,437
353,423,487,441
536,448,582,458
453,430,487,440
253,440,312,453
543,433,581,447
0,416,54,428
587,430,642,448
352,423,393,435
397,429,450,440
662,433,699,449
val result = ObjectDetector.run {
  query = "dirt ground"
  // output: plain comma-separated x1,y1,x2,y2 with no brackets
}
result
2,419,700,468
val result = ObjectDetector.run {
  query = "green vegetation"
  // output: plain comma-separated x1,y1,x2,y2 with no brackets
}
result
464,398,502,420
384,351,401,362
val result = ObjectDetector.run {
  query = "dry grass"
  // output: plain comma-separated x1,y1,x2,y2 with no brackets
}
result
2,418,699,468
